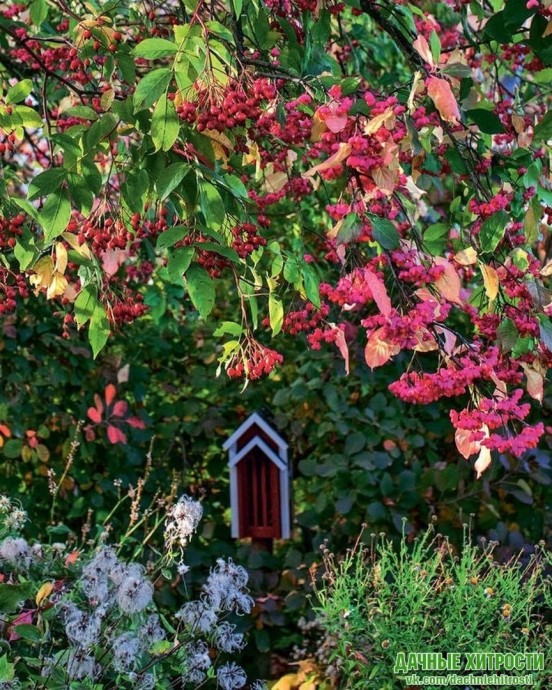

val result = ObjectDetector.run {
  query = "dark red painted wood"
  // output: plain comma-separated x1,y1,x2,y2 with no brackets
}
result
235,423,279,453
237,448,281,539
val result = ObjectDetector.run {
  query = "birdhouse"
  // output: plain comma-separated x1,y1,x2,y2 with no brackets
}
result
224,411,291,541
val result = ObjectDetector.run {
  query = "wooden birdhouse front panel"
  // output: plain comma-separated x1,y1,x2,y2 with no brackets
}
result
237,449,281,539
224,411,291,541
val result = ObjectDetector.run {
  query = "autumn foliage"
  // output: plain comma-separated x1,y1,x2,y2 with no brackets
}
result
0,0,551,476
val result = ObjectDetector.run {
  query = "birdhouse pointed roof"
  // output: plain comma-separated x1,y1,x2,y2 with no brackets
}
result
223,410,288,452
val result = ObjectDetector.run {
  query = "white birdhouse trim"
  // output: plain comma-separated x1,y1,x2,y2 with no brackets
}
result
225,411,291,541
223,411,288,455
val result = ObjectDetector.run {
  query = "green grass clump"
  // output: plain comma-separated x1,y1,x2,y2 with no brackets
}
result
315,525,551,689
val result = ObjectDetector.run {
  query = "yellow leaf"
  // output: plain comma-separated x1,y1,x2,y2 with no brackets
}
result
272,674,299,690
363,108,394,136
408,71,423,113
29,256,54,292
46,271,68,299
480,262,499,301
544,19,552,38
55,242,68,274
263,164,288,193
36,582,54,606
202,129,234,153
541,258,552,277
310,111,326,142
100,88,115,111
242,141,261,167
327,218,343,240
62,232,93,261
511,114,525,135
303,142,351,178
454,247,477,265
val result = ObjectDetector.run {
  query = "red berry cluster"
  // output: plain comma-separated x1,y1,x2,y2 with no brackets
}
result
231,223,266,258
0,267,28,315
226,337,283,380
104,289,147,326
0,132,17,157
68,215,132,253
179,234,230,279
279,302,331,335
177,78,277,133
0,213,25,250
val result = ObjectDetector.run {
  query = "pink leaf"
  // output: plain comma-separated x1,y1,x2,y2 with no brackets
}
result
332,327,350,376
112,400,128,417
9,610,34,641
413,36,434,66
127,416,146,429
474,445,492,479
101,248,129,277
454,428,480,460
325,113,348,134
87,407,102,424
426,77,461,123
93,393,104,415
434,257,462,304
364,270,392,316
107,425,127,445
364,328,400,369
521,363,544,403
105,383,117,406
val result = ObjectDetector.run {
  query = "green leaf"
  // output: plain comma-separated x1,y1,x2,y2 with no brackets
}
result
0,654,15,682
429,30,441,64
12,197,39,221
14,624,42,642
533,111,552,143
84,113,118,152
132,38,178,59
12,105,42,128
2,439,23,459
231,0,243,17
186,264,215,318
302,264,320,308
335,213,362,244
268,293,284,336
0,583,34,614
167,246,194,283
497,318,518,351
89,304,110,358
479,210,508,253
39,189,71,243
13,230,37,271
156,225,188,250
466,108,505,134
191,242,239,263
30,0,49,25
151,94,180,151
424,222,449,254
74,285,99,327
205,20,235,44
156,162,190,200
134,67,172,110
198,180,225,227
5,80,32,105
213,321,243,337
368,214,401,250
28,169,66,200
